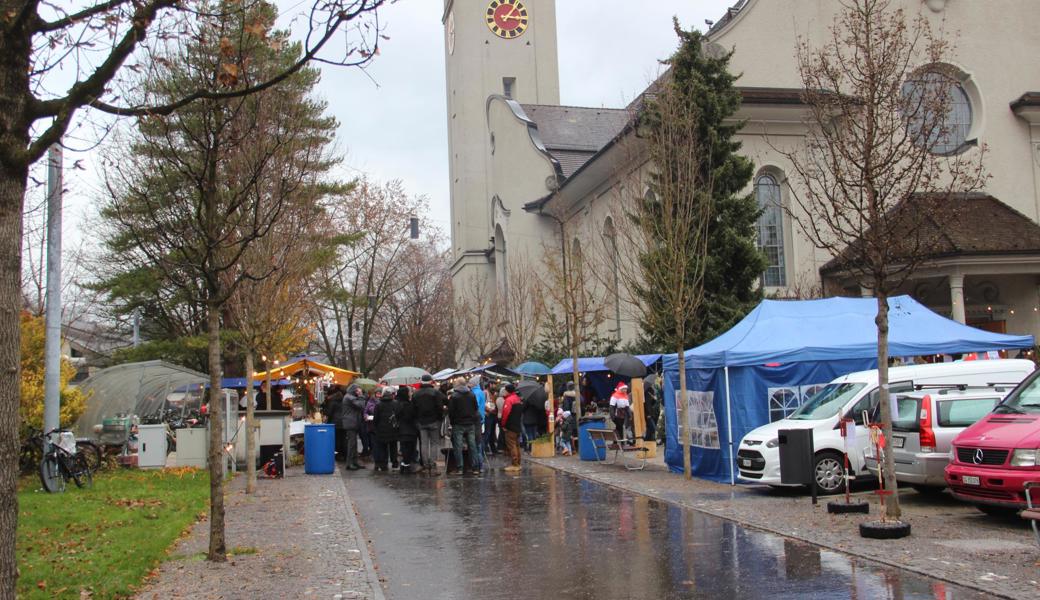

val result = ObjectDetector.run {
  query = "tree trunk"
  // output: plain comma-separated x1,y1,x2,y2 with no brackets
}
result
245,352,256,494
206,299,227,561
875,292,901,520
0,20,33,599
0,164,28,600
678,346,691,480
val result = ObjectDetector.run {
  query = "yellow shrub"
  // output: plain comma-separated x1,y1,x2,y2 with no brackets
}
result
19,312,88,437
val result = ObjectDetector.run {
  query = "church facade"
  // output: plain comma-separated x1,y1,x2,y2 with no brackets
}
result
442,0,1040,359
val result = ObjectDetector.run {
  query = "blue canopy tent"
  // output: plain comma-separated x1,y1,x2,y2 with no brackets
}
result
550,354,662,401
661,295,1035,484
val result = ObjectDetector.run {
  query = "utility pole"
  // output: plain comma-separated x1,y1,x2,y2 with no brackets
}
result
132,306,142,347
43,143,63,434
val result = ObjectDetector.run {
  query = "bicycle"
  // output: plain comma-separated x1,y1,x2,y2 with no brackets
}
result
37,429,93,493
21,428,103,476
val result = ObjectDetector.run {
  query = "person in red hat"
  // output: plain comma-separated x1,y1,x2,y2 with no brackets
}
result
609,382,631,441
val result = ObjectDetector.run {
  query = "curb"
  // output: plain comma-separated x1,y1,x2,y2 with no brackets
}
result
334,467,387,600
528,457,1022,600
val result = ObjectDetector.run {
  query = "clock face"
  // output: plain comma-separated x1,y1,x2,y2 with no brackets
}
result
486,0,528,39
447,11,455,55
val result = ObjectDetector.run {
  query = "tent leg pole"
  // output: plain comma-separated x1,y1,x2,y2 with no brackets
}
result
725,366,734,486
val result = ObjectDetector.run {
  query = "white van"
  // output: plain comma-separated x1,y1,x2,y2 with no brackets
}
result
736,359,1035,493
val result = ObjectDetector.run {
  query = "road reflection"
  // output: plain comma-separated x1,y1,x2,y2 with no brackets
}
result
345,463,984,600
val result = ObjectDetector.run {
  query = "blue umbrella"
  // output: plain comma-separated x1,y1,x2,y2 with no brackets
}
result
515,361,552,376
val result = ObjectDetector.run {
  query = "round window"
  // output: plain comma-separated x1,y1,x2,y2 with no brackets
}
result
902,71,973,156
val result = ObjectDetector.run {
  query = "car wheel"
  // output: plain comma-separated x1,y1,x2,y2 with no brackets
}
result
976,504,1018,518
813,452,845,495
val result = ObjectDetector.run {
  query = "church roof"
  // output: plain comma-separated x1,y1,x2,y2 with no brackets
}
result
820,194,1040,274
520,104,631,178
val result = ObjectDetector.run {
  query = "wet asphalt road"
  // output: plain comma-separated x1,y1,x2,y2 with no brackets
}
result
344,461,987,600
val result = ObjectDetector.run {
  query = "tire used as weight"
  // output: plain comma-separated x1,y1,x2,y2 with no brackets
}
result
827,499,870,514
859,519,911,539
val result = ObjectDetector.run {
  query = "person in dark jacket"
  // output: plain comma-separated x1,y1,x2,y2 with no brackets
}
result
500,383,523,472
341,384,366,470
396,386,419,473
448,380,479,475
372,387,400,471
521,386,544,451
412,374,447,475
323,385,345,460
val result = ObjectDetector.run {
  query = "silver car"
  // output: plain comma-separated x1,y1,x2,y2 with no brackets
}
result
863,386,1011,492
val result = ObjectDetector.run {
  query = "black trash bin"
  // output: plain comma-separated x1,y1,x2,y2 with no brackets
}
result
778,428,814,485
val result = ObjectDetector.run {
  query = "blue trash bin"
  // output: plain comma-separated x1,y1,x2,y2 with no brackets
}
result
578,415,608,461
304,424,335,474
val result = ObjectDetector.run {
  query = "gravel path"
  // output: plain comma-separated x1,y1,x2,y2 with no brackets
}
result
136,466,382,600
530,453,1040,600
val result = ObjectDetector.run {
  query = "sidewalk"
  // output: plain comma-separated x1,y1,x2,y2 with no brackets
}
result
530,452,1040,600
135,466,383,600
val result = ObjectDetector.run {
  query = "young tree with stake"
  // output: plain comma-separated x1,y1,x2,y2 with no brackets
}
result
779,0,986,524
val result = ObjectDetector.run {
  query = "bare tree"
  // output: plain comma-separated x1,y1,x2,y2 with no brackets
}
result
779,0,986,521
499,255,545,365
539,220,610,422
382,243,456,371
610,77,714,480
0,0,385,590
309,179,428,376
453,273,507,366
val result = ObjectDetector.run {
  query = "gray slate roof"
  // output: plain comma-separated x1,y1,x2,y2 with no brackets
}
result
520,104,631,178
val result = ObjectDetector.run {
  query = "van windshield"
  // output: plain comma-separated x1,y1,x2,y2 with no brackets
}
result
789,383,867,420
997,374,1040,414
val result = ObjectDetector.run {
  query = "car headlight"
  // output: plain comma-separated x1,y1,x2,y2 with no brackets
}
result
765,438,779,448
1011,449,1039,467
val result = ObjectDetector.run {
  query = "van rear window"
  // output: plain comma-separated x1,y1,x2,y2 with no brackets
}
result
891,396,921,431
937,398,999,427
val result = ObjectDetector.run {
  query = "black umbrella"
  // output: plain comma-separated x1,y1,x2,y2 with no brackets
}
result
604,353,647,378
516,380,548,405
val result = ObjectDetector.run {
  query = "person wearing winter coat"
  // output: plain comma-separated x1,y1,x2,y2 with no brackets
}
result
412,374,447,474
482,380,499,456
372,387,401,471
561,381,577,414
521,386,544,450
609,382,632,441
500,383,523,471
448,380,479,475
396,386,419,473
323,385,345,460
340,384,367,470
469,379,486,472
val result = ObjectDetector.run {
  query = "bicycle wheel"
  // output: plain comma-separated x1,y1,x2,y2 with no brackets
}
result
72,454,93,489
76,440,102,473
38,454,66,493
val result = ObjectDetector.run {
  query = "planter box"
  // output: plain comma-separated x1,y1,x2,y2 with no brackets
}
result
531,440,555,458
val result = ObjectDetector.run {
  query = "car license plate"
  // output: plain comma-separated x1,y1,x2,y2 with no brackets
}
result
741,459,752,467
893,436,905,449
962,475,980,486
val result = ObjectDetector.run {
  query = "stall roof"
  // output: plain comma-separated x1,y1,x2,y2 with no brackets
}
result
550,354,662,376
663,295,1035,371
254,358,359,385
454,364,520,379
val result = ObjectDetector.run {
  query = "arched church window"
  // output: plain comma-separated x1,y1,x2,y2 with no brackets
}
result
755,173,786,287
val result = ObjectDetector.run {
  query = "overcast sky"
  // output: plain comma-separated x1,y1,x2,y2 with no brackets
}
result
58,1,735,240
309,0,736,237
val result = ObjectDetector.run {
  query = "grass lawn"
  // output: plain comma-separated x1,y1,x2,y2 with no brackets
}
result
17,467,209,599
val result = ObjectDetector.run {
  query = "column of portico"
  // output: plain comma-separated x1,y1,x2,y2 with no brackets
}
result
949,274,966,324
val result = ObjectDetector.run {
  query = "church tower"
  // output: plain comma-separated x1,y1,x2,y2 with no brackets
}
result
442,0,560,288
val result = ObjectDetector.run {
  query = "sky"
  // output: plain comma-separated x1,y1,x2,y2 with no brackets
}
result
297,0,736,237
54,0,735,240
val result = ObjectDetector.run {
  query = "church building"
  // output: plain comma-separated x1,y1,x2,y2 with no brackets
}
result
442,0,1040,359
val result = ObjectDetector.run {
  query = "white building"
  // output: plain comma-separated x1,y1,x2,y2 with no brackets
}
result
442,0,1040,355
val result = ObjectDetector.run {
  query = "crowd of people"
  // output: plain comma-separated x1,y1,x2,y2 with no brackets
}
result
320,373,663,476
